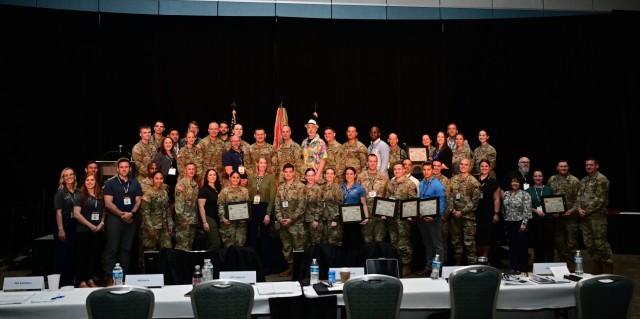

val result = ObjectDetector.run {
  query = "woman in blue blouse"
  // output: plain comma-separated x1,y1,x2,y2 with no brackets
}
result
340,167,370,249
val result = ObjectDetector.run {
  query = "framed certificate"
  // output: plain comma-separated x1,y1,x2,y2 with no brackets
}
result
418,198,439,217
541,195,567,214
339,204,364,224
400,199,418,219
407,146,428,163
372,197,397,218
225,201,251,221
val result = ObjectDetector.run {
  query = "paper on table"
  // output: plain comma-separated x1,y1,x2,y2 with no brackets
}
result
0,292,35,305
30,292,62,303
257,282,296,295
550,266,570,278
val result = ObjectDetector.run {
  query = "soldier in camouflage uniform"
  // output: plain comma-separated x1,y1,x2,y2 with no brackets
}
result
303,168,324,246
388,133,408,179
132,125,157,182
358,154,389,243
386,162,417,276
472,129,497,178
198,121,227,184
446,158,481,265
140,171,172,251
323,127,344,184
319,168,344,245
547,159,580,270
272,125,304,184
433,160,451,264
247,128,276,175
178,131,204,185
451,133,474,176
217,170,250,247
174,163,199,251
275,163,307,277
572,157,613,274
149,121,166,150
341,126,368,175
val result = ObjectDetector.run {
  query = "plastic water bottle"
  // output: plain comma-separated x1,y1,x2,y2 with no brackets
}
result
206,259,215,281
202,259,212,282
192,265,203,286
431,254,441,280
574,250,584,275
113,263,124,286
328,269,336,284
310,258,320,284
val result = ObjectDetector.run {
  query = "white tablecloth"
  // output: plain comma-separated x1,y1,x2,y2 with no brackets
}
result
303,277,576,318
0,281,302,319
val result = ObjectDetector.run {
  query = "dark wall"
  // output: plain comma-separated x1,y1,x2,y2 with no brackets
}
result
1,5,638,254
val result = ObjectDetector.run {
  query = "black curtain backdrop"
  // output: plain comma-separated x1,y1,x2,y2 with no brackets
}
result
1,5,638,254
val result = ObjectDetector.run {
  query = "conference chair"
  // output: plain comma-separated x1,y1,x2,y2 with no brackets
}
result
343,274,403,319
429,265,501,319
190,279,254,319
86,285,155,319
575,274,636,319
365,258,400,278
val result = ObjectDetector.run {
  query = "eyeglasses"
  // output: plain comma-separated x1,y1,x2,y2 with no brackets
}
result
519,161,530,164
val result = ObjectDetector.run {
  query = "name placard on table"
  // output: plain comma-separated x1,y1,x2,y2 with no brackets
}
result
125,274,165,288
219,271,257,284
3,276,45,292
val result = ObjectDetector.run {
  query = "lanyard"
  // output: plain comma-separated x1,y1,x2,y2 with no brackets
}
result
117,176,130,194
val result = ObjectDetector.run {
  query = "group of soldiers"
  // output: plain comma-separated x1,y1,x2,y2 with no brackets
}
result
122,118,613,279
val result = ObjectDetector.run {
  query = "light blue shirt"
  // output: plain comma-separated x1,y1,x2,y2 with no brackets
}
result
418,176,446,220
368,138,390,173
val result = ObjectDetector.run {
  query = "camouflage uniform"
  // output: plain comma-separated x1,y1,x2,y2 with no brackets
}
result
174,177,199,251
198,136,226,179
140,186,172,251
272,141,304,183
320,182,344,245
472,143,497,178
301,135,328,173
357,170,389,243
149,135,164,150
341,140,368,175
388,146,408,178
217,186,250,247
247,142,276,175
446,174,481,265
304,183,324,246
573,171,613,264
324,141,344,183
548,173,580,263
177,146,203,183
132,141,157,181
275,181,307,263
451,147,474,176
386,177,417,265
436,175,451,263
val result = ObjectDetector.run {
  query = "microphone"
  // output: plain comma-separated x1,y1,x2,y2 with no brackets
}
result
402,143,407,148
119,144,122,153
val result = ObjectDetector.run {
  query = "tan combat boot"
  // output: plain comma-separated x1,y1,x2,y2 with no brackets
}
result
402,264,412,277
591,261,603,275
279,263,293,277
601,262,614,274
566,258,576,273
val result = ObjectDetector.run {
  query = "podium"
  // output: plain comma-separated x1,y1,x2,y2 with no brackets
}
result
96,160,118,184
